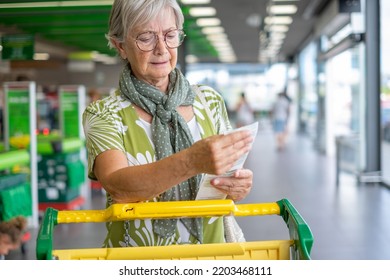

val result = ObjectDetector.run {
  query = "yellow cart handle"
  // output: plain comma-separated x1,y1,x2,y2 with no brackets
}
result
37,199,313,260
56,200,280,223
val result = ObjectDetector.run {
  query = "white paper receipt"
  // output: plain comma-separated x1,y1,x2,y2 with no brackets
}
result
195,121,259,200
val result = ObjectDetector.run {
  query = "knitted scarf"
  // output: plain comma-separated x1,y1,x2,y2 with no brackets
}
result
119,63,203,243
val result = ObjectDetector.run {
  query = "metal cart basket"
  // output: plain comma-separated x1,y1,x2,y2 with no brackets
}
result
36,198,313,260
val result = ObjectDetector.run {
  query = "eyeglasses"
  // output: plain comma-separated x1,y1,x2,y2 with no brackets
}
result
134,29,186,52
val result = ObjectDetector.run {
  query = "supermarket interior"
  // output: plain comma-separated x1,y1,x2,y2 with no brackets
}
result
1,0,390,260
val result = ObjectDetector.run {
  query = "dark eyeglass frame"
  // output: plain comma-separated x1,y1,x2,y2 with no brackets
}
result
134,29,186,52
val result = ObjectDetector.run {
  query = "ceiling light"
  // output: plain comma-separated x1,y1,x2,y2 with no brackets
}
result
211,41,232,50
217,48,235,55
212,41,231,48
0,1,113,8
186,54,199,64
209,40,230,47
219,56,236,63
269,5,298,14
264,16,293,25
189,7,216,17
201,26,224,34
206,33,227,41
219,56,237,63
270,32,286,40
268,25,289,32
264,48,278,54
33,53,50,60
269,40,284,46
196,18,221,27
181,0,210,4
218,49,235,55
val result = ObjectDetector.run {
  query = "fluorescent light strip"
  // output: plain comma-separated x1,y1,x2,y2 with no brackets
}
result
0,1,113,8
196,18,221,27
218,50,235,56
269,32,286,40
185,54,199,64
201,26,224,34
267,25,289,32
217,47,235,54
33,53,50,60
213,43,233,50
219,56,236,63
207,35,228,43
268,40,284,46
264,16,293,25
269,5,297,15
189,7,216,17
181,0,210,4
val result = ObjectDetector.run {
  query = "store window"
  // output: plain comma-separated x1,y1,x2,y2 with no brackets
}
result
298,42,317,137
380,0,390,185
380,0,390,142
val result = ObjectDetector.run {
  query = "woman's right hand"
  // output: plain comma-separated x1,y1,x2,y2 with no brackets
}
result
187,130,253,175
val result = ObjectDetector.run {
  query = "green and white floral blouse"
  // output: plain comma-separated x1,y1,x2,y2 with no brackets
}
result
82,84,232,247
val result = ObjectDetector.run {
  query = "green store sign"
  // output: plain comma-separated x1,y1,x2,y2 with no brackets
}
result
60,91,80,138
1,34,34,60
7,88,30,137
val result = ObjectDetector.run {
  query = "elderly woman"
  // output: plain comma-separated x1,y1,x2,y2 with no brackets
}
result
82,0,253,247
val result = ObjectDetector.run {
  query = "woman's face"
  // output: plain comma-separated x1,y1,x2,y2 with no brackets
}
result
117,8,178,87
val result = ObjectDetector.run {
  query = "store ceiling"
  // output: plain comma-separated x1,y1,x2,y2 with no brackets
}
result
0,0,330,64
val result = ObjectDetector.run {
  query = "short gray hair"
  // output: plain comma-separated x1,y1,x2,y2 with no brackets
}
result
106,0,184,51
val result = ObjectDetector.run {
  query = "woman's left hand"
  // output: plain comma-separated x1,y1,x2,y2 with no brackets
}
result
210,169,253,201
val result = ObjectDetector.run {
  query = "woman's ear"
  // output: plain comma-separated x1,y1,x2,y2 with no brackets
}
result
111,39,127,60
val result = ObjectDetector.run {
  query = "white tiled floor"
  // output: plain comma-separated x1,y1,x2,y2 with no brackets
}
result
5,120,390,260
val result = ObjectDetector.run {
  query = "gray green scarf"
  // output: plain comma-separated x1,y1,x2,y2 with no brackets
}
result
119,63,203,243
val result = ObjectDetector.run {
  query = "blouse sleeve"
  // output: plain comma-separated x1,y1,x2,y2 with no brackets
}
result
198,85,232,134
82,101,126,180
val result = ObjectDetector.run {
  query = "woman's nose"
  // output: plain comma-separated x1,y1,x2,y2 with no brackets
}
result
154,36,168,54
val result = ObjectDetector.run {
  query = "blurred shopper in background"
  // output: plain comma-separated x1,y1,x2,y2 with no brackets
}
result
271,92,291,151
87,88,102,104
235,92,255,128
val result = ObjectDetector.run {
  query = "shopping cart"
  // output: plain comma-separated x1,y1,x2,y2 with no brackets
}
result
36,198,313,260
